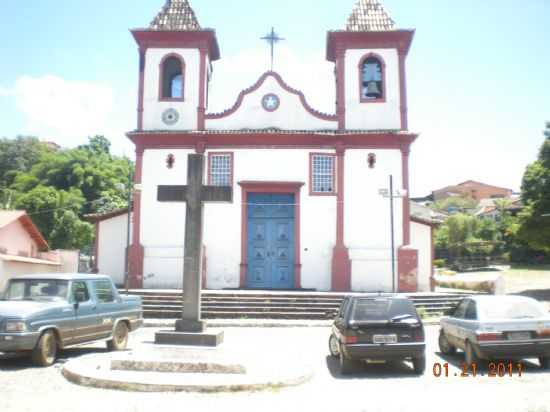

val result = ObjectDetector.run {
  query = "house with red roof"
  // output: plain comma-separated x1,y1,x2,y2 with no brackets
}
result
0,211,79,291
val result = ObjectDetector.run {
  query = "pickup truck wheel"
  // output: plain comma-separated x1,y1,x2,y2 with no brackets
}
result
339,351,358,375
438,331,456,355
412,355,426,375
32,330,57,367
539,357,550,370
329,334,340,357
465,341,479,365
107,322,129,351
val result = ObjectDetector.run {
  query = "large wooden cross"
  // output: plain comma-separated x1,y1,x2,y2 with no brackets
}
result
157,154,232,333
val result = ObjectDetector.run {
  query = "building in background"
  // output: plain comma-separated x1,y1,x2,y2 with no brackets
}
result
432,180,513,202
0,211,79,291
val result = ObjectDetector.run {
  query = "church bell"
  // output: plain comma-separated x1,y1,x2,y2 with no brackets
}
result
365,80,381,98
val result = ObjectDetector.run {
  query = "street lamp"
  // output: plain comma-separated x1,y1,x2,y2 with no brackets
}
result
115,170,134,295
379,175,407,294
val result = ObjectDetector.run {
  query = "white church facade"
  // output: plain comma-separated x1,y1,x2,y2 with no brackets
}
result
92,0,436,293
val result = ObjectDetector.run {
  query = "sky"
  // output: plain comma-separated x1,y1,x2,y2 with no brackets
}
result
0,0,549,197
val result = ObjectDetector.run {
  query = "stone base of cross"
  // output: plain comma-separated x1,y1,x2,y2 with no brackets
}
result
153,154,232,346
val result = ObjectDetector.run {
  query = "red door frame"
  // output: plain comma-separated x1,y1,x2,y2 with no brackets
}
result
238,181,304,289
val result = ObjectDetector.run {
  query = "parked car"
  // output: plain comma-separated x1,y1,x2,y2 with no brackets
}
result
439,295,550,368
329,295,426,374
0,274,143,366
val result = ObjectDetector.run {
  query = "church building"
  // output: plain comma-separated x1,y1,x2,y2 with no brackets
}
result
105,0,432,292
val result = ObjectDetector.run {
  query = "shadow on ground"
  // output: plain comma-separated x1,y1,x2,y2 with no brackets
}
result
325,355,420,380
0,347,111,371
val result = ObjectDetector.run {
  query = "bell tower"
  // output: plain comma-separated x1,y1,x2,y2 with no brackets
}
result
131,0,220,132
327,0,414,131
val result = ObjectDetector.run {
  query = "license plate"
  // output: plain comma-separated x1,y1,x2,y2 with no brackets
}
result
373,334,397,344
508,332,531,341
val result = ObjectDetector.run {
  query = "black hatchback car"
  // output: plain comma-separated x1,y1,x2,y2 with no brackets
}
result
329,295,426,374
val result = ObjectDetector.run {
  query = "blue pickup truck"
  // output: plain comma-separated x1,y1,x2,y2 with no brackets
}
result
0,274,143,366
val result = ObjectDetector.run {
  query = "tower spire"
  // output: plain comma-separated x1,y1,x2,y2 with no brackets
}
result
149,0,201,31
346,0,396,32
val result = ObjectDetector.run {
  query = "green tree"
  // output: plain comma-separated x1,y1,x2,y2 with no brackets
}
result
0,136,52,187
518,122,550,252
435,213,498,258
2,135,133,250
433,195,479,214
49,210,93,250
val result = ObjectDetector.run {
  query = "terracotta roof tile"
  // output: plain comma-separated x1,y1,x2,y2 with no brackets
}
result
149,0,201,31
346,0,396,32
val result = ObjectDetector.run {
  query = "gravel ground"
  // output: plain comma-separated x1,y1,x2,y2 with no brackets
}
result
1,326,550,412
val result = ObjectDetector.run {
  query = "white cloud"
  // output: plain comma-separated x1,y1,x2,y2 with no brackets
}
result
8,75,134,156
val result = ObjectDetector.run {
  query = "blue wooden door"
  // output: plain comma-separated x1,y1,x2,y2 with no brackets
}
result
247,193,295,289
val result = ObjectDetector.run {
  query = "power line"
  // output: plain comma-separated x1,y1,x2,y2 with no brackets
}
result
26,197,110,216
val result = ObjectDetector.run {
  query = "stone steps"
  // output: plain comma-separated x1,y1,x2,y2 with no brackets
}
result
126,289,467,320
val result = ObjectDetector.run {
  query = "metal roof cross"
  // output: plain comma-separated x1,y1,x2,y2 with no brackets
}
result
261,27,285,71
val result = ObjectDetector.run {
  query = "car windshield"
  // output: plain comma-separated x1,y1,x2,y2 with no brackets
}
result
351,298,418,322
479,298,546,320
4,279,69,302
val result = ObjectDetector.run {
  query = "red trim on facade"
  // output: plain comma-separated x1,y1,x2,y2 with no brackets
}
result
128,131,418,151
309,152,337,196
131,30,220,61
207,151,234,187
326,30,415,62
128,147,144,289
398,49,408,130
197,48,207,130
401,147,411,245
336,48,346,130
397,246,418,292
205,71,337,122
331,144,351,291
358,52,387,104
137,47,146,131
158,53,186,102
237,181,304,290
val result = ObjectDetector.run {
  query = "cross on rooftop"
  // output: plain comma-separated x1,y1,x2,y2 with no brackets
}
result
261,27,285,71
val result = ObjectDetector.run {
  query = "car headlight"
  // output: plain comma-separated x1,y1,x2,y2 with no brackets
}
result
5,322,27,333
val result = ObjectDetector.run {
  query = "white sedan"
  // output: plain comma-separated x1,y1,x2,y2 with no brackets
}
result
439,295,550,368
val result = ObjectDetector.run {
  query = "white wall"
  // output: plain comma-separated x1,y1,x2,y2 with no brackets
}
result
140,148,338,290
0,220,38,257
206,74,337,131
345,149,404,292
98,214,133,286
344,48,401,130
0,260,61,294
411,221,432,292
143,48,201,130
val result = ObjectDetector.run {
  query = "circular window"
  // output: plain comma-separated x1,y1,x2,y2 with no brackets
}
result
162,108,179,126
261,93,280,112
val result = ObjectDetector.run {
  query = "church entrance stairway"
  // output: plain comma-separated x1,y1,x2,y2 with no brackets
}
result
122,290,472,320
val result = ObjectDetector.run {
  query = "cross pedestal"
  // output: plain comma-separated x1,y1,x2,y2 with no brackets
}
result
154,154,232,347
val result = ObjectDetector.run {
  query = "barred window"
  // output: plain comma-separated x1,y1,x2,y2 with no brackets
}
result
208,153,233,187
311,154,335,194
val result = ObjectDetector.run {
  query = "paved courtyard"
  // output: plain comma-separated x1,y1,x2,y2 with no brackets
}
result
1,325,550,412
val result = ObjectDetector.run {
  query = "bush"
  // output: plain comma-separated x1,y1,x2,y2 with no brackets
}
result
434,259,446,268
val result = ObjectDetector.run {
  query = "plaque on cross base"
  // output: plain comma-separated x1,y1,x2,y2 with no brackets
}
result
153,154,232,347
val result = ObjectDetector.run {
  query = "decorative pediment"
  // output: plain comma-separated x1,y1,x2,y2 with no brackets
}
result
205,72,337,131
